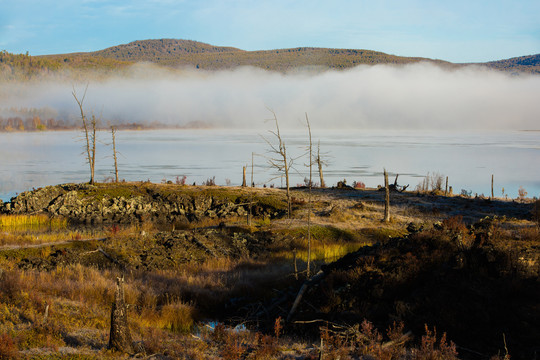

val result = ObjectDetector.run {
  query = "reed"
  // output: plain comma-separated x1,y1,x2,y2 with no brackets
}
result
278,241,369,263
0,214,67,229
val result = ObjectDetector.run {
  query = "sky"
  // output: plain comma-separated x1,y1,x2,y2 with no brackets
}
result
1,0,539,63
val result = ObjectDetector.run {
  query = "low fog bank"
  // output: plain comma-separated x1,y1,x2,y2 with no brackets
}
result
1,63,539,130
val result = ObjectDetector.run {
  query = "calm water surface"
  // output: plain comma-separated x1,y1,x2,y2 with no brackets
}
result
0,129,539,201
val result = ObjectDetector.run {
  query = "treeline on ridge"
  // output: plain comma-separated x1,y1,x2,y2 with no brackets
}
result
2,39,540,81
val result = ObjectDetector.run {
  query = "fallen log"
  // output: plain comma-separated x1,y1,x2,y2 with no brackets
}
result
286,270,325,322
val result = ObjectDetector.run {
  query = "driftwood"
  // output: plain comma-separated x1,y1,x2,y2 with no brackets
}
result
287,247,371,322
98,247,125,270
336,180,353,190
286,270,325,322
389,174,409,192
379,174,409,193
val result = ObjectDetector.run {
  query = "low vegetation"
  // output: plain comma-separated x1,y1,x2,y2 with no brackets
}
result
0,183,538,359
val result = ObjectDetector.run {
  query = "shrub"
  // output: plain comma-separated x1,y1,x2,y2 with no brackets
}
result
160,302,195,334
518,186,527,200
221,336,246,360
252,333,280,359
211,323,228,344
0,333,19,360
142,327,166,354
176,175,187,185
415,172,445,193
353,181,366,189
204,177,216,186
17,322,65,350
414,325,458,359
461,189,472,197
429,172,445,191
274,316,282,339
0,270,22,302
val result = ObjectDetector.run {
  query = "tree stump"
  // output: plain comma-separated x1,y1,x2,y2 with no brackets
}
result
109,277,136,354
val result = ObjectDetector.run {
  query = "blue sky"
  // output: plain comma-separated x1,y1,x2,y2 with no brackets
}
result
1,0,539,63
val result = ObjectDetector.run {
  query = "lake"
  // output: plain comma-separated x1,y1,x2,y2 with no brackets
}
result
0,129,539,202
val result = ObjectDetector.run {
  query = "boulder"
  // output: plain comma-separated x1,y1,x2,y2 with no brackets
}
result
8,185,65,213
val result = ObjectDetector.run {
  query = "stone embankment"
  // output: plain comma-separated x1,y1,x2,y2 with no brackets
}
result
0,183,284,225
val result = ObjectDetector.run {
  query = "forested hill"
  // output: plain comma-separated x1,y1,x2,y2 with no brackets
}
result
483,54,540,74
91,39,244,63
87,39,450,71
1,39,539,81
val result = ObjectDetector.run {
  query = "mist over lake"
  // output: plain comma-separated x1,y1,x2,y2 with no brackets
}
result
2,64,539,202
1,128,538,201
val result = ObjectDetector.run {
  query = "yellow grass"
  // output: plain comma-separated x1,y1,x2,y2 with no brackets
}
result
0,214,67,229
275,240,370,263
0,229,105,247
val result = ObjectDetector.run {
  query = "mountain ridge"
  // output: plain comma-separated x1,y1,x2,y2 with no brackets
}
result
2,39,539,80
83,39,454,70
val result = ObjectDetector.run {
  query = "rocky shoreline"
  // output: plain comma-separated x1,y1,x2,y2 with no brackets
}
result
0,183,286,225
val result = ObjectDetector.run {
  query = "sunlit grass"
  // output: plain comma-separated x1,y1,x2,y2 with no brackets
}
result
276,241,370,263
0,214,67,229
0,229,106,247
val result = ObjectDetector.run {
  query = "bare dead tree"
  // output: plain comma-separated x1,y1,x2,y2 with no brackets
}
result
305,113,313,278
72,85,97,185
90,115,96,183
384,168,390,222
316,140,327,188
111,126,119,182
263,110,293,218
251,152,255,187
491,174,494,200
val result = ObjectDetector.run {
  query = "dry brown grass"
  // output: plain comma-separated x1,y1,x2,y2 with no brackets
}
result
0,185,537,358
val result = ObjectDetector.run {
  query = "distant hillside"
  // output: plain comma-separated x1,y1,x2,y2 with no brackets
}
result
1,39,539,80
0,49,131,81
87,39,452,71
92,39,244,63
483,54,540,74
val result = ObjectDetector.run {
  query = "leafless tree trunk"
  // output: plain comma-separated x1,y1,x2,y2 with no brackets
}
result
72,85,96,185
491,174,494,200
305,113,313,278
90,115,96,183
109,277,136,354
251,152,255,187
263,110,292,218
384,169,390,222
111,126,119,182
316,140,326,188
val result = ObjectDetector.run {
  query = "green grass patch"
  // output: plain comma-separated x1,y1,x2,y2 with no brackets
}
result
76,183,148,201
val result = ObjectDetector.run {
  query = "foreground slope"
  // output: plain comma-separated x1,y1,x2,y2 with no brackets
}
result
0,182,538,358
